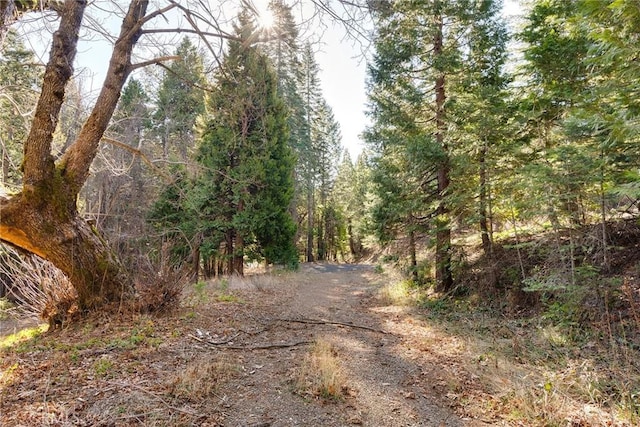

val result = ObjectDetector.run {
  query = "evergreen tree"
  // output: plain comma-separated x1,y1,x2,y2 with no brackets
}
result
194,9,297,275
260,0,307,251
366,0,509,290
148,165,196,267
577,0,640,203
314,100,342,261
332,150,372,259
296,43,344,262
516,0,593,228
448,0,510,258
298,43,323,261
153,37,207,161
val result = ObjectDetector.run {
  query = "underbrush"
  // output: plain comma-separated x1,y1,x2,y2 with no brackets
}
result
376,219,640,425
438,299,637,425
378,276,639,425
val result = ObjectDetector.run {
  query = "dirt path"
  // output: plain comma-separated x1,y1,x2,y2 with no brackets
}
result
215,264,463,426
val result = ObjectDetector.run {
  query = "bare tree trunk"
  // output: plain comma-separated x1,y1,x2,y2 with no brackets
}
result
409,218,418,283
306,182,314,262
599,149,609,270
234,232,244,276
192,234,201,282
0,1,16,46
479,140,492,256
433,3,453,293
348,218,356,257
225,230,234,275
234,199,244,276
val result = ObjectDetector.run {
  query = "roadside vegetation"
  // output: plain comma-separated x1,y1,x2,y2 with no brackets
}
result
374,219,640,426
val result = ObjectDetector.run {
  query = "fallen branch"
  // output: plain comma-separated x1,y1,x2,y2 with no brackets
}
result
275,317,390,334
224,340,313,350
188,332,239,345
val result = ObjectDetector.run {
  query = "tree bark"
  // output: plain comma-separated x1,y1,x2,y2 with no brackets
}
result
306,180,314,262
409,221,418,283
0,0,155,313
478,140,492,256
433,3,453,293
0,193,130,310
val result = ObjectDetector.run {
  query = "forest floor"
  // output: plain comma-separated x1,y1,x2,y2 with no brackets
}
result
0,263,637,426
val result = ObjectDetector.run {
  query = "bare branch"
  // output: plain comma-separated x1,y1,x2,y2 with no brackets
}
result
101,137,171,183
140,27,238,41
128,54,180,72
59,0,150,194
137,2,177,28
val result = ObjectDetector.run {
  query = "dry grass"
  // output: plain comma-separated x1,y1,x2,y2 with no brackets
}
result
429,306,639,426
169,356,239,402
375,268,416,306
294,338,347,401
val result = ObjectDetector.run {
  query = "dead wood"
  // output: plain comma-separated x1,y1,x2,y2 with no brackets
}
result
189,331,240,345
224,340,313,350
274,317,390,334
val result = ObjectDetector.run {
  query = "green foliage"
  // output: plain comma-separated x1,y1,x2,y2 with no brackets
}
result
0,297,13,320
366,0,509,286
153,37,207,161
148,164,196,264
191,9,297,271
93,358,115,378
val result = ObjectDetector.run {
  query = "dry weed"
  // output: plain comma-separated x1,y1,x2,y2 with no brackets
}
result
133,257,189,313
295,338,346,400
228,273,281,291
462,322,637,426
0,244,77,327
169,356,238,401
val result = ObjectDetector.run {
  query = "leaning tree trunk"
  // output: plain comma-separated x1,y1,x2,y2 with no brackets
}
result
0,191,131,310
0,0,158,312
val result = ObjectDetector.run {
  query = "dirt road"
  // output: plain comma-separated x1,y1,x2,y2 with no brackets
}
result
216,263,464,426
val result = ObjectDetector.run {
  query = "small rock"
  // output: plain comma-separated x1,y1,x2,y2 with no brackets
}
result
403,391,416,399
347,415,363,425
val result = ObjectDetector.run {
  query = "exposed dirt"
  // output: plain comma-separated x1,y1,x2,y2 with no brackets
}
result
0,263,492,426
215,263,463,427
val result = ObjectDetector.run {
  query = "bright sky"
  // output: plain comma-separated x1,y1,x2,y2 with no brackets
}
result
19,0,525,162
316,25,369,160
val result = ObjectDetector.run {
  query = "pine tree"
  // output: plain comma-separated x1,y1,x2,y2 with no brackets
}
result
516,0,593,228
367,0,509,290
332,150,372,259
260,0,307,251
448,0,510,258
